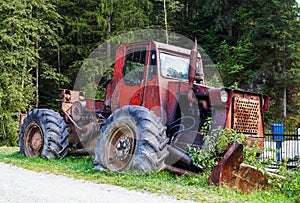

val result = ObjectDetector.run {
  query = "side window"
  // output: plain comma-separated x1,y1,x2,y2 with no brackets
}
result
148,50,157,80
123,47,146,84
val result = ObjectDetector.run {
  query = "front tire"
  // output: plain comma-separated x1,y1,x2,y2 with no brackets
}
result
94,105,169,172
19,109,69,159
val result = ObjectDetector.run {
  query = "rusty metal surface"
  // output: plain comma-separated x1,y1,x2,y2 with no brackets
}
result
19,114,27,126
60,89,84,103
208,141,273,193
234,163,269,193
72,101,86,122
233,96,261,134
165,165,198,176
31,132,43,152
208,141,244,187
62,102,72,117
86,99,105,112
23,124,44,157
104,125,136,171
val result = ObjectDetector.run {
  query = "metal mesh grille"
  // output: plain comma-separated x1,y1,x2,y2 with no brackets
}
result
233,96,260,134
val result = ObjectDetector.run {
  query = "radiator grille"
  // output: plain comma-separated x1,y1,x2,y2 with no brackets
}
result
233,96,260,134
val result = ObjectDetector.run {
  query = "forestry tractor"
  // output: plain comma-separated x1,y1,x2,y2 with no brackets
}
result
19,40,271,192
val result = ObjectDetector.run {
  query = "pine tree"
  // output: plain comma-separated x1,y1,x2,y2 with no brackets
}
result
0,0,63,145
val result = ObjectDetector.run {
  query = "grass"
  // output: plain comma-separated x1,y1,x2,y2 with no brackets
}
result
0,147,299,203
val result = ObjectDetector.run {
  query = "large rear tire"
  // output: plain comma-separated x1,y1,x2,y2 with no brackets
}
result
19,109,69,159
94,105,169,172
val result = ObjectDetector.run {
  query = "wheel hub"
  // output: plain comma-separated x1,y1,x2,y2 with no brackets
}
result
31,132,42,151
105,125,135,171
114,136,131,160
23,124,44,156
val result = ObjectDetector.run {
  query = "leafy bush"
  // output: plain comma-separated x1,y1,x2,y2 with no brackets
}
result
189,127,248,171
188,120,272,171
0,115,20,146
269,164,300,202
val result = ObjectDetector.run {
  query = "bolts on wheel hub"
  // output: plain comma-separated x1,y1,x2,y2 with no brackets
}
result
114,136,132,161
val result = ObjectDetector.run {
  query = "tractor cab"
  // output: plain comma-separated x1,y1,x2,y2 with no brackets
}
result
106,41,205,124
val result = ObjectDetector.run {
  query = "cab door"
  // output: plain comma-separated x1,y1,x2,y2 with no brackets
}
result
117,44,149,108
142,49,161,117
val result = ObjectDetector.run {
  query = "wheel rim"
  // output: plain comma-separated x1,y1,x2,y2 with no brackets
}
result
23,123,44,157
105,125,135,171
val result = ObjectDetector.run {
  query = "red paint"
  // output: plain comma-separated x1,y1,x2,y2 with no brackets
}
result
85,99,104,112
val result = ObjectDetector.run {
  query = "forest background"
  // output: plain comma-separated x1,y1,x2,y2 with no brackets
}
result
0,0,299,145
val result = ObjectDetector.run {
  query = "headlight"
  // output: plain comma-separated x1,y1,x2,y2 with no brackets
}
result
220,89,228,103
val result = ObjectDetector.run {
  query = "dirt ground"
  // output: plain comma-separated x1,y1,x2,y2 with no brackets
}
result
0,162,195,203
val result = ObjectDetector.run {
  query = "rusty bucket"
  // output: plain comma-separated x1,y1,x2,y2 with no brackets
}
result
208,141,272,193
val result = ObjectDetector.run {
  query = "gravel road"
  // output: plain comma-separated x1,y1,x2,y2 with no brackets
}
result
0,162,195,203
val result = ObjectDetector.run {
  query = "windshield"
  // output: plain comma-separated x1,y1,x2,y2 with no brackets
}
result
160,52,199,80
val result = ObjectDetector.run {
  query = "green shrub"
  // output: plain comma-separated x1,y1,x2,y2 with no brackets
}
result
0,115,19,146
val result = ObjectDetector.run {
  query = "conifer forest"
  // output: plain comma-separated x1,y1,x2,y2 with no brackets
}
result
0,0,299,145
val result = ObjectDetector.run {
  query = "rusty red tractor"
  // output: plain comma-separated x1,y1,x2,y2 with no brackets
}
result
19,40,270,191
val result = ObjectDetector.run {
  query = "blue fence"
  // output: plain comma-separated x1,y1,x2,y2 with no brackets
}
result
262,134,299,168
261,123,299,168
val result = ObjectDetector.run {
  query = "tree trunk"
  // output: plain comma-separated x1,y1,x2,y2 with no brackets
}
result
226,10,232,37
163,0,169,44
283,37,287,118
107,15,111,59
283,87,287,118
36,42,39,108
57,44,61,89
